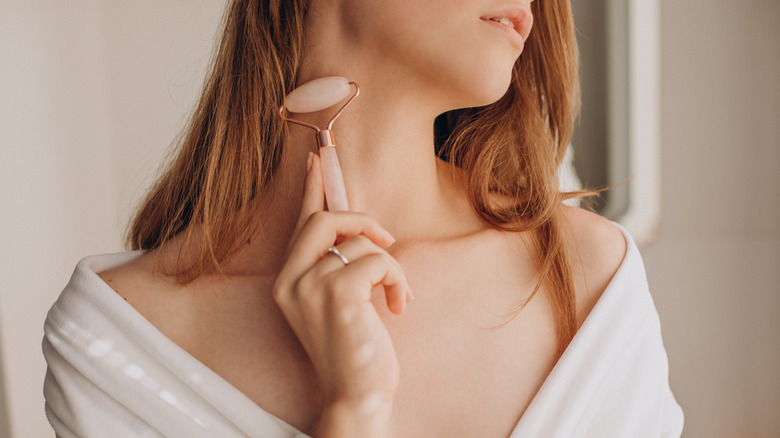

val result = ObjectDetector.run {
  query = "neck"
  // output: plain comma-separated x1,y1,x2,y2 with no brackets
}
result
223,11,492,275
269,84,482,239
241,93,483,276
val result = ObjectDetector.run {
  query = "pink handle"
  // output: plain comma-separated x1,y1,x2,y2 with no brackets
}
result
319,146,349,211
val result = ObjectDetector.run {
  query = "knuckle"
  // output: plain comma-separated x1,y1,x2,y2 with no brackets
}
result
350,211,373,225
271,275,292,301
367,252,391,267
363,252,384,264
306,210,329,228
377,253,404,278
271,282,285,302
351,233,373,247
286,275,326,313
388,253,403,269
294,274,318,300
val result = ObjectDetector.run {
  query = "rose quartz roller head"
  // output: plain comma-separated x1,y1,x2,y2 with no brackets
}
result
279,76,359,212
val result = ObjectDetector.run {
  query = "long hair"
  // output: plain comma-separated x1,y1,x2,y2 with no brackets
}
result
128,0,582,354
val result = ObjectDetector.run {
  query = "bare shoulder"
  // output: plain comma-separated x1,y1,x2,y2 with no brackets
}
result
559,205,628,324
98,253,160,298
560,205,627,270
97,252,181,329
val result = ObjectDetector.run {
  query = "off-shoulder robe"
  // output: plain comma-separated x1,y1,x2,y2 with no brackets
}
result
43,225,683,437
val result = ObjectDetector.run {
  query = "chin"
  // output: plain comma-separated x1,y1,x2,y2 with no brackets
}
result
474,76,514,107
445,67,515,110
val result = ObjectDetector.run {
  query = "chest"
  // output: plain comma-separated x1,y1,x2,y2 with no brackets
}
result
188,245,559,437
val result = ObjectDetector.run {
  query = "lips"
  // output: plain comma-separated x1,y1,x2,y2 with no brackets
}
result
480,6,534,47
489,17,515,28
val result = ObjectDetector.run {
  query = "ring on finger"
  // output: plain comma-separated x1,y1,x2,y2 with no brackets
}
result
327,246,350,266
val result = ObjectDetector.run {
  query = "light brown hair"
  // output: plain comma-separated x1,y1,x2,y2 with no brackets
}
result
129,0,583,354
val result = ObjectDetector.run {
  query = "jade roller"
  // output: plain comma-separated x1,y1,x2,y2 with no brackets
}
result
279,76,360,212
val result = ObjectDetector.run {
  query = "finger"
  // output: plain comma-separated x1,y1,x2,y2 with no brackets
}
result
314,237,414,309
310,235,394,277
331,237,414,304
290,152,325,245
333,253,410,315
282,212,395,281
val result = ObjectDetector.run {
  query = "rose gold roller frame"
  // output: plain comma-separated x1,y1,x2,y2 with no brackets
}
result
278,81,360,212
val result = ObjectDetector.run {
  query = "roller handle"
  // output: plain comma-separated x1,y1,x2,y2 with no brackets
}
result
319,146,349,212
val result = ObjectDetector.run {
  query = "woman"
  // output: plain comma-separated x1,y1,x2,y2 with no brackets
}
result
43,0,683,436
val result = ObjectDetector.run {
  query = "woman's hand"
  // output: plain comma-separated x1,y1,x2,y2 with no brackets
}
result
272,152,412,437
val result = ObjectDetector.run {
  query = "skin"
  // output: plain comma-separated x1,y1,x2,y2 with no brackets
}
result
99,0,627,436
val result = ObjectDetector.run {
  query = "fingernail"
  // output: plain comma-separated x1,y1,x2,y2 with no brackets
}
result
406,288,415,303
381,228,396,243
306,152,314,173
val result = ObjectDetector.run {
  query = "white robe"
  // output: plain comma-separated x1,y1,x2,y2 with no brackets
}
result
43,225,683,437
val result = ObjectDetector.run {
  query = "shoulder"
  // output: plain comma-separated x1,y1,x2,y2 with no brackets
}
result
96,252,182,329
559,205,627,270
559,205,628,324
97,253,158,298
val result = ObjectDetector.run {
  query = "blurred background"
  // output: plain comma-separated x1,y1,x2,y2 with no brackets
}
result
0,0,778,436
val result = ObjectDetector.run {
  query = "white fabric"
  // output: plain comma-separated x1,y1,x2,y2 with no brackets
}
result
43,225,682,437
510,225,684,437
559,144,583,207
559,144,582,191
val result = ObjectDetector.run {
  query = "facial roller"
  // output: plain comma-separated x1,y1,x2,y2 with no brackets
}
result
279,76,360,212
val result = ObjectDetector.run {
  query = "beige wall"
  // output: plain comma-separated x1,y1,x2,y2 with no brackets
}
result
0,1,226,437
0,1,777,437
0,3,116,437
645,0,780,437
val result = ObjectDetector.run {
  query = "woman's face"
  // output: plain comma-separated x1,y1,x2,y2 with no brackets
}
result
325,0,535,110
